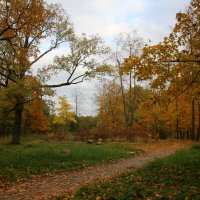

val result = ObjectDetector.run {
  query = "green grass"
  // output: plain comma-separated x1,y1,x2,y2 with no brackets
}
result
0,142,139,181
72,145,200,200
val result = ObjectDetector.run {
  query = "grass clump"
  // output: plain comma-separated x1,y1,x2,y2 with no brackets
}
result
0,143,139,181
72,145,200,200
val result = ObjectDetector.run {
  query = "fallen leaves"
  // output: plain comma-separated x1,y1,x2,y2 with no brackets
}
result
0,140,198,200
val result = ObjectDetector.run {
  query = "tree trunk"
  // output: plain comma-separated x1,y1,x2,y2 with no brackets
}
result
176,97,179,139
0,121,6,138
196,102,200,141
170,122,173,139
153,113,157,138
12,103,23,144
119,74,128,127
129,71,133,127
191,100,195,140
0,109,7,138
183,130,185,139
129,67,136,129
187,129,190,139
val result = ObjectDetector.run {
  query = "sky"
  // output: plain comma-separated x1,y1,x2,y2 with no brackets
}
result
34,0,191,116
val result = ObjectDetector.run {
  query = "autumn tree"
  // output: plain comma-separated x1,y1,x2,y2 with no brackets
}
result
72,89,84,118
38,33,110,87
0,0,74,144
95,78,153,140
23,96,52,135
122,0,199,140
0,1,110,144
0,0,33,41
95,79,125,136
0,75,53,137
0,86,14,137
74,115,97,141
53,95,76,132
113,31,144,133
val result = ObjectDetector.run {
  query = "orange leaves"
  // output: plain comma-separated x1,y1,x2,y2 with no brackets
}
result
29,110,51,133
0,0,74,85
173,0,199,61
23,98,52,134
0,0,45,41
121,56,140,75
95,79,125,133
119,0,199,98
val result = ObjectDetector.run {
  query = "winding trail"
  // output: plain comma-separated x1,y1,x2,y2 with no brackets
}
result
0,140,196,200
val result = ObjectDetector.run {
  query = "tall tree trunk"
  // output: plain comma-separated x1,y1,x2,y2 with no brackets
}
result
129,68,136,128
129,71,133,127
196,101,200,141
191,100,195,140
153,113,157,138
170,122,173,139
119,74,128,127
0,121,6,138
179,129,183,139
187,129,190,139
12,103,23,144
0,108,8,138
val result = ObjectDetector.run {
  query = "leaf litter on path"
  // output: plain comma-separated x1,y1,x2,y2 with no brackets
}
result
0,140,198,200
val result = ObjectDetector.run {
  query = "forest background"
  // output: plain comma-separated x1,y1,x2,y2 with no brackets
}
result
0,0,199,144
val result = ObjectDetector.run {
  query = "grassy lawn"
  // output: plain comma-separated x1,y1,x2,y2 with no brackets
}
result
0,142,139,181
72,145,200,200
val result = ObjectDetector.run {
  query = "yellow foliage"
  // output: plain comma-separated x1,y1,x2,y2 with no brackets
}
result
53,95,77,126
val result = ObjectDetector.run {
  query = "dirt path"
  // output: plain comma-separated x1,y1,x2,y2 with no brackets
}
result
0,140,196,200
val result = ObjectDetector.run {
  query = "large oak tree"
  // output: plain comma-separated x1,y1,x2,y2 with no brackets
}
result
0,0,108,144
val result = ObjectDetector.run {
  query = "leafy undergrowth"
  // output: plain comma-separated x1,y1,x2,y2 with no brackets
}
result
0,143,139,181
72,145,200,200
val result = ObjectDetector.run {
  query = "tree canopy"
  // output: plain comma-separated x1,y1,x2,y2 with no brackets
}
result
0,0,199,144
